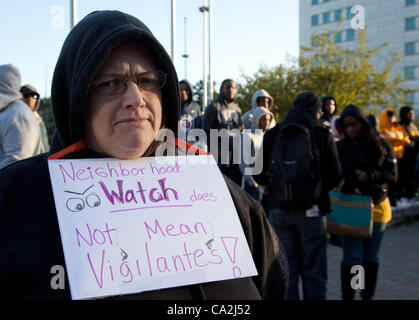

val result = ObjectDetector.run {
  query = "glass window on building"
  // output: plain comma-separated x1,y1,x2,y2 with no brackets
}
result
312,15,319,26
335,31,343,43
405,42,416,55
324,0,331,2
406,17,416,30
346,7,355,19
346,29,355,41
405,67,415,79
406,92,415,104
323,12,331,24
335,9,342,22
406,0,416,6
312,0,319,5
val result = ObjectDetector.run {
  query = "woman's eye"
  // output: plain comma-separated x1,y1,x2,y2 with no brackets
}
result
97,79,122,89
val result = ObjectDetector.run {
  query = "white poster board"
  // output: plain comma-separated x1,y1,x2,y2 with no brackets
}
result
48,155,258,300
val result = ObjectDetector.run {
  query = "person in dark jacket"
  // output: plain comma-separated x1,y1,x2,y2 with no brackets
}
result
337,104,397,300
179,79,201,121
398,106,419,200
255,92,343,300
203,79,243,185
320,95,338,131
0,10,288,300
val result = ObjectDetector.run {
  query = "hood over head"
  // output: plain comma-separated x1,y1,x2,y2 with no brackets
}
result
0,64,22,111
378,108,396,133
281,92,322,128
50,10,180,153
250,106,274,130
339,104,371,136
20,84,40,97
179,79,194,105
251,89,274,110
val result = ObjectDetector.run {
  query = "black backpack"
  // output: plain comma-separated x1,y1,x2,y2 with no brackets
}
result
265,122,322,211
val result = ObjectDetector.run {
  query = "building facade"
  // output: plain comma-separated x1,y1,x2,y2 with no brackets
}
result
299,0,419,111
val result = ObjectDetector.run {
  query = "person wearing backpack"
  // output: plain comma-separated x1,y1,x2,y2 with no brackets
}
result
254,92,343,300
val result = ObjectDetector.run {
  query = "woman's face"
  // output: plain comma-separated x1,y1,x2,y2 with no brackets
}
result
325,99,336,115
85,42,163,159
258,114,272,131
343,115,363,141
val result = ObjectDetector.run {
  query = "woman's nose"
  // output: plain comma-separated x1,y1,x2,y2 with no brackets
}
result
122,81,146,109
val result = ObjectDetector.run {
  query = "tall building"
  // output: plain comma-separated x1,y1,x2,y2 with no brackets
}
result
299,0,419,111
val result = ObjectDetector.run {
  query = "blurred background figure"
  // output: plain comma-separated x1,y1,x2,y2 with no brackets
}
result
338,104,397,300
0,64,43,169
240,106,273,201
179,79,201,121
20,84,49,152
378,109,410,206
398,106,419,203
331,115,344,141
320,96,338,131
242,89,276,130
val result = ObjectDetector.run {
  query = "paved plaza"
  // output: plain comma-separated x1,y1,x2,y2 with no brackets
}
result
326,219,419,300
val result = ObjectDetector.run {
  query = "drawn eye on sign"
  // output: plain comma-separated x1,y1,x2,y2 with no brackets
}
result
64,185,101,212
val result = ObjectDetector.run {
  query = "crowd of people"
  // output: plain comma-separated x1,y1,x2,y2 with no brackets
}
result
179,75,418,300
0,9,417,301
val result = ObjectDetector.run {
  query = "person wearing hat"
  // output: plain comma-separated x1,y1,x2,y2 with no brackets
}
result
20,84,49,152
254,91,343,300
0,64,43,169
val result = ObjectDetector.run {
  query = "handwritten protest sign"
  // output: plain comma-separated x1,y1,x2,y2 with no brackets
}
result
48,155,258,300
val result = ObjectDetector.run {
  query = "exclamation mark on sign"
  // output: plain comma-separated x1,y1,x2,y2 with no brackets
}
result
220,236,242,278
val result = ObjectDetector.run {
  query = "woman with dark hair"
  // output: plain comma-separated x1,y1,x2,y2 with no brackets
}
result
398,106,419,201
320,96,338,130
337,104,397,300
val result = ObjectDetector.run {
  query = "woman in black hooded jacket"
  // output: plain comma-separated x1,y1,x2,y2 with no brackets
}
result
0,10,288,300
337,104,397,300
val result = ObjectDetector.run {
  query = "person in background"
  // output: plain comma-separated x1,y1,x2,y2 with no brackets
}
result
255,92,342,300
0,10,288,300
203,79,243,185
331,116,344,141
0,64,43,169
320,96,338,131
239,106,273,201
242,89,276,130
179,79,201,121
378,109,410,205
20,84,49,152
398,106,419,202
337,104,397,300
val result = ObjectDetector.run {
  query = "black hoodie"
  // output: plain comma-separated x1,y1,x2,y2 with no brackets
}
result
337,104,397,204
255,92,343,213
0,11,287,300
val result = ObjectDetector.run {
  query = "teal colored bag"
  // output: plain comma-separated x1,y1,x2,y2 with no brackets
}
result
326,190,373,238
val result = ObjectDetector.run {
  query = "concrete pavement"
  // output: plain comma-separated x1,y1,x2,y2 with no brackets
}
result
326,218,419,300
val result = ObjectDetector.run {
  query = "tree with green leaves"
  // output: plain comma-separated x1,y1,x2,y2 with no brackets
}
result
235,28,414,121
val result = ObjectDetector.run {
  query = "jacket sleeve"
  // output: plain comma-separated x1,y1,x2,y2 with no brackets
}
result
253,127,276,186
367,139,398,184
319,130,343,191
225,177,288,299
